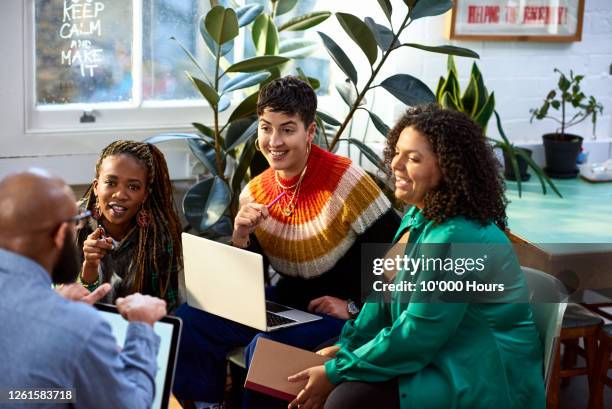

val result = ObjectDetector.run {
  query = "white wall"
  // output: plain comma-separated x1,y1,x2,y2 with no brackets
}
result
1,0,611,184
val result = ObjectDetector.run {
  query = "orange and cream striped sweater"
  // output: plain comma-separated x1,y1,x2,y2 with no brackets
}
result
240,145,392,280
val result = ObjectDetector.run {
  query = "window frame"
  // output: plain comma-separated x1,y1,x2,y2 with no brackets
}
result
24,0,243,134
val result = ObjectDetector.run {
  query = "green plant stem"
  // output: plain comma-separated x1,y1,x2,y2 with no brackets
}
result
270,0,278,19
213,44,225,179
561,95,566,135
329,11,412,151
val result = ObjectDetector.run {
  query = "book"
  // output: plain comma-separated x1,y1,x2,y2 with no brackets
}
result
244,337,331,401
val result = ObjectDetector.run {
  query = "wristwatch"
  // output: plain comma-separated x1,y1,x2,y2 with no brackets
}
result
346,299,360,319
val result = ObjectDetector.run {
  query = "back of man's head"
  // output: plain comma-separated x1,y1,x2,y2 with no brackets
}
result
0,169,77,271
256,76,317,128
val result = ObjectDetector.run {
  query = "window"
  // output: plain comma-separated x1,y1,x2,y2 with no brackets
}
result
27,0,331,133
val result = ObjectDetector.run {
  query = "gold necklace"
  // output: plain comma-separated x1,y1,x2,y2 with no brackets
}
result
275,165,308,216
274,164,308,190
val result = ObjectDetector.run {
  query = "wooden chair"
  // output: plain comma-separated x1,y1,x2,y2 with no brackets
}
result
589,323,612,409
548,303,603,409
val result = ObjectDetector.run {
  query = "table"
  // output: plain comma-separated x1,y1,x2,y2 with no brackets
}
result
505,178,612,299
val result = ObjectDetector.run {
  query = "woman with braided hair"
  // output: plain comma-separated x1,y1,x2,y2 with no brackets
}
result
76,140,183,312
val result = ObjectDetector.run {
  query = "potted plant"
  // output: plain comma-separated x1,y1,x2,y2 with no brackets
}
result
530,68,604,178
437,56,560,197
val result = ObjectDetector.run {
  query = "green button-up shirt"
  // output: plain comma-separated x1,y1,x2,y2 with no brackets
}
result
325,207,545,409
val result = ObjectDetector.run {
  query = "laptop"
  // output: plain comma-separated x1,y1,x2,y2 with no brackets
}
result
94,303,182,409
182,232,322,332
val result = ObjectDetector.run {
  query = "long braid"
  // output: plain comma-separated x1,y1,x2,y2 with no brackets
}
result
80,140,182,300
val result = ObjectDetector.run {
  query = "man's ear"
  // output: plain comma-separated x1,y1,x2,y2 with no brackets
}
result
53,222,69,251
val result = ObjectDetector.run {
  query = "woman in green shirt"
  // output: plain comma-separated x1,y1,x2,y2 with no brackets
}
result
287,105,545,409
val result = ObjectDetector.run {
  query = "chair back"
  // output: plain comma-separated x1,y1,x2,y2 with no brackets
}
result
521,266,567,389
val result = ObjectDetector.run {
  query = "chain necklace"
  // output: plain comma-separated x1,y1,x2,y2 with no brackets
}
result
274,164,308,216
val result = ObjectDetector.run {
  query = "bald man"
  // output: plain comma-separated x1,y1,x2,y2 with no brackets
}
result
0,170,167,409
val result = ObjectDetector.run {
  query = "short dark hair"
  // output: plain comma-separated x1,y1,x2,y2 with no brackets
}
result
256,76,317,127
384,104,508,230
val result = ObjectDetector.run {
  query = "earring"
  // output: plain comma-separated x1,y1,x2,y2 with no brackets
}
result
306,142,312,156
92,199,101,220
255,139,261,152
137,208,151,228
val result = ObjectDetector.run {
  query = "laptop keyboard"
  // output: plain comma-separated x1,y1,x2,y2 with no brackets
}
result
267,312,296,327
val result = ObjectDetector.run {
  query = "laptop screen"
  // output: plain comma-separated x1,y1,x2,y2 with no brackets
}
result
95,303,182,409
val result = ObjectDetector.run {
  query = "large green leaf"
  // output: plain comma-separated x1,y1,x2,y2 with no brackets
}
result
225,56,289,73
364,108,390,137
252,14,279,56
377,0,393,24
226,120,258,152
144,133,201,144
364,17,399,52
410,0,453,20
344,138,386,173
335,81,357,107
336,13,378,66
228,91,259,122
279,38,318,59
439,91,460,111
183,176,231,232
279,11,332,31
205,6,239,45
435,76,445,100
380,74,436,106
236,3,263,27
218,95,231,112
276,0,298,16
192,123,215,139
439,69,461,102
461,75,479,116
400,43,479,58
318,31,358,85
295,67,320,90
188,139,220,176
316,110,341,126
170,37,213,84
471,62,488,114
186,73,219,107
200,17,234,56
473,92,495,131
222,72,270,94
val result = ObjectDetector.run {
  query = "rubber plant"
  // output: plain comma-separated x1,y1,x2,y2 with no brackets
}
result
436,56,561,198
145,1,331,236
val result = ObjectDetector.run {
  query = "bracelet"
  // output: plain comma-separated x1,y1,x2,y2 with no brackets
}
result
78,271,99,288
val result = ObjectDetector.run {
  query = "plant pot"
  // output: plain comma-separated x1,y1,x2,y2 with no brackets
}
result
542,133,582,179
503,148,532,181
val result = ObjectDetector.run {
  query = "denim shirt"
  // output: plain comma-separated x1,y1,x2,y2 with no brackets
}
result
0,249,160,409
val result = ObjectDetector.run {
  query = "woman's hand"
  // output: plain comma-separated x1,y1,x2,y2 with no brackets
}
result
288,365,334,409
316,345,340,359
308,296,349,320
81,227,113,282
232,202,269,247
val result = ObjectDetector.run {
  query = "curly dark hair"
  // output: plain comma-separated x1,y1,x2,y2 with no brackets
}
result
257,76,317,127
384,104,507,229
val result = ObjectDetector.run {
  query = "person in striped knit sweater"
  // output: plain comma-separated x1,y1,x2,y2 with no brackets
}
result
173,76,399,409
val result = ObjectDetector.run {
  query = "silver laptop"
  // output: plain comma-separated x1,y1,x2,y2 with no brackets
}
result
182,233,322,332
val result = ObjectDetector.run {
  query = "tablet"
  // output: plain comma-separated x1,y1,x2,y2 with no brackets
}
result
94,303,182,409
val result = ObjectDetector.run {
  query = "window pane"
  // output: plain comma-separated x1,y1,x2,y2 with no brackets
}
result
143,0,200,101
35,0,133,105
143,0,226,102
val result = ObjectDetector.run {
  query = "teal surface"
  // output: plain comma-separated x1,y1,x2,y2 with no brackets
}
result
505,178,612,247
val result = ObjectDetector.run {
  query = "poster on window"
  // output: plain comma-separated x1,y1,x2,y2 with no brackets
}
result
448,0,585,41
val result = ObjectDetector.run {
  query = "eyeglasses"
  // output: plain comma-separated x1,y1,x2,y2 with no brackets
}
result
65,210,92,230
